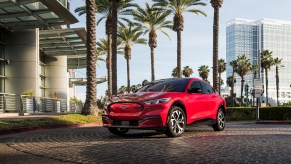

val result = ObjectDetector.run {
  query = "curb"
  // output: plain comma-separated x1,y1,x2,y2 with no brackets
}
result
0,123,103,135
255,121,291,125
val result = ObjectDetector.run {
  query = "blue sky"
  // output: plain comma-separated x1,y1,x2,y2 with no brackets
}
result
68,0,291,101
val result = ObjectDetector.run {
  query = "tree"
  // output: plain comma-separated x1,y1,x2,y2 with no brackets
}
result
130,85,138,93
218,58,226,94
118,23,147,93
229,60,237,106
198,65,210,82
235,55,252,106
172,67,180,78
260,50,275,106
274,57,283,106
154,0,207,78
83,0,98,115
75,0,137,96
142,79,150,86
211,0,223,91
227,76,236,94
118,85,127,94
252,64,259,79
182,66,193,77
133,3,172,81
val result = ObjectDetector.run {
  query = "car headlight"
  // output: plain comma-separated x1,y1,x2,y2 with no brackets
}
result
144,98,171,105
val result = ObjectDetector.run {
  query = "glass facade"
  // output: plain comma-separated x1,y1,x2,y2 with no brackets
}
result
226,19,291,105
0,28,5,93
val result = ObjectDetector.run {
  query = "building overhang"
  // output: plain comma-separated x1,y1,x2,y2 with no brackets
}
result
69,77,107,86
39,28,88,69
0,0,78,29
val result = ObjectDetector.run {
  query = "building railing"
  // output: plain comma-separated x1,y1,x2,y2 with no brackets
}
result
0,93,81,115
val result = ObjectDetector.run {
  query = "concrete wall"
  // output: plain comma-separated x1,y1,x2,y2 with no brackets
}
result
45,56,68,100
4,29,39,95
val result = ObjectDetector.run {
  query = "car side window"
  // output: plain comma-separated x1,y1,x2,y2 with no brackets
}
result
189,80,203,93
202,82,215,94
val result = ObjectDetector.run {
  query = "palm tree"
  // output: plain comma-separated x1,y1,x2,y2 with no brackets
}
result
198,65,210,82
118,23,147,93
96,38,122,92
182,66,193,77
153,0,207,78
118,85,127,94
235,55,252,106
83,0,98,115
172,67,180,78
210,0,223,91
229,60,237,106
260,50,275,106
130,85,138,93
252,64,259,79
274,57,283,106
142,79,150,86
133,3,172,81
218,58,226,95
75,0,137,96
227,76,236,96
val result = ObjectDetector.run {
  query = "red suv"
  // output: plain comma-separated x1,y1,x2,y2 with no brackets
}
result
102,78,226,137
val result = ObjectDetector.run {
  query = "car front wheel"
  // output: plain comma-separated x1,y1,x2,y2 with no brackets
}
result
165,106,186,137
108,127,129,136
212,108,226,131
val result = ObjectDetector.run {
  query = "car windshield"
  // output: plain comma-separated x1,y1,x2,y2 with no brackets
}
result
137,79,190,93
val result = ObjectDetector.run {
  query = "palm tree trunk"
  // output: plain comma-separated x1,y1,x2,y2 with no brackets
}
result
127,58,130,93
231,68,235,107
107,34,112,97
276,66,279,106
241,78,244,107
111,0,118,95
150,46,155,81
177,30,182,78
218,72,221,95
83,0,97,115
212,7,219,91
265,69,269,106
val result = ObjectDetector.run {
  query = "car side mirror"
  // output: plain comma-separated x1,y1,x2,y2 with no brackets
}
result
188,87,202,94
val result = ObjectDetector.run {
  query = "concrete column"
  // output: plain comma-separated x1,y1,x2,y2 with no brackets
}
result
4,29,39,95
45,56,68,100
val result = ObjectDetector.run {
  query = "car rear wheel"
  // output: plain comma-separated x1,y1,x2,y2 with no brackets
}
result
212,108,226,131
165,106,186,137
108,127,129,136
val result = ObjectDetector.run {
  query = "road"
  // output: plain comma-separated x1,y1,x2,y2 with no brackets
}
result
0,122,290,164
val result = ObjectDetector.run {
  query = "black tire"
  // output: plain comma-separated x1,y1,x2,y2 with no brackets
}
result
165,106,186,137
212,108,226,131
108,127,129,136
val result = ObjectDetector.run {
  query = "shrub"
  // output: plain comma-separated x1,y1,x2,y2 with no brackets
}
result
226,106,291,121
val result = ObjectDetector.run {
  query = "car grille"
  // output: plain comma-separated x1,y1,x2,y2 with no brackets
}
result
109,103,143,113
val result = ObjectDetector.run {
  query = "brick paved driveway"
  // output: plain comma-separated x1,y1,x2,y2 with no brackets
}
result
0,122,290,164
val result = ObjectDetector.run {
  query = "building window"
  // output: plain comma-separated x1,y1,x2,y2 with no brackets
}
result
0,29,5,93
39,53,46,97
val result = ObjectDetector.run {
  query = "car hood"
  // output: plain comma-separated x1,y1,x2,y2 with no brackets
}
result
110,92,166,103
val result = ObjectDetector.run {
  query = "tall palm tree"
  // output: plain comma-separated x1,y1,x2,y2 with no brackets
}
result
198,65,210,82
182,66,193,77
133,3,172,81
274,57,283,106
235,55,252,106
210,0,223,91
218,58,226,95
75,0,137,96
252,64,259,79
172,67,180,78
96,38,123,90
118,23,147,93
229,60,237,106
227,76,236,96
83,0,98,115
153,0,207,78
260,50,274,106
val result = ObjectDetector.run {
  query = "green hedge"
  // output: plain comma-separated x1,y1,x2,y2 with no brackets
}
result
226,106,291,121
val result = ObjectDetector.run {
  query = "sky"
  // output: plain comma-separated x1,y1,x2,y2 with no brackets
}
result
68,0,291,101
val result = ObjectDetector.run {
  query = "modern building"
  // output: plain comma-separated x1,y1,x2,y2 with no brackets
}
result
226,18,291,105
0,0,106,113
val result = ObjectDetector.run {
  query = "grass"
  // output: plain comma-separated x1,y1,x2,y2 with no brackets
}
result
0,114,102,130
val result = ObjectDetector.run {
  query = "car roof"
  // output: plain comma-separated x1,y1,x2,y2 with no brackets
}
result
151,77,201,83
